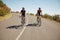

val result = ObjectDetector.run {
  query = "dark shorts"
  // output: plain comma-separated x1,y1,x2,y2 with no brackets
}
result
37,13,41,16
21,14,25,17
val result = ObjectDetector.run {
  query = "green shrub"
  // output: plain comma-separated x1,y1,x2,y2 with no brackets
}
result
30,13,34,15
57,18,60,22
43,14,52,19
0,9,5,16
53,15,60,22
53,15,59,20
43,14,60,23
0,0,10,16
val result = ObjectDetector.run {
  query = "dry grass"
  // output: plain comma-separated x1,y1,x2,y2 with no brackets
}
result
0,13,12,21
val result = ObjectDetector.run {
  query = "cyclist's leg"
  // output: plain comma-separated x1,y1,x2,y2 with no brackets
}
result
37,16,39,23
21,16,24,26
39,16,41,26
21,16,22,26
23,16,25,24
21,16,22,24
23,16,25,25
36,14,41,26
37,16,39,25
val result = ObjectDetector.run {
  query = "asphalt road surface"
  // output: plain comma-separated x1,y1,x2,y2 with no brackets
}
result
0,13,60,40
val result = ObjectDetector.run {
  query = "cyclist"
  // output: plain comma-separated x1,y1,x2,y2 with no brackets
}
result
37,7,42,26
20,7,26,26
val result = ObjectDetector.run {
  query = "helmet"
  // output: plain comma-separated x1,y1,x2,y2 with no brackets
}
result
22,7,25,9
39,7,41,9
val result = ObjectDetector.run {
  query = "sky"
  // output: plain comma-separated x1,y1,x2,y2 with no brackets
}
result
2,0,60,15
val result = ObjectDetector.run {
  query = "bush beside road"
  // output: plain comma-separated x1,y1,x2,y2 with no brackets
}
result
28,13,60,23
42,14,60,23
0,0,11,16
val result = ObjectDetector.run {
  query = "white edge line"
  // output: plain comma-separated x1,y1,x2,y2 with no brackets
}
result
16,27,26,40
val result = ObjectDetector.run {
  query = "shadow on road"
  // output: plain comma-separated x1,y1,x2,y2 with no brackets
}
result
26,23,41,27
6,23,41,29
6,25,23,29
26,23,38,27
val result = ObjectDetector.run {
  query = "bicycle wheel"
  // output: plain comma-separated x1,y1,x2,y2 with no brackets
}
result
21,16,25,26
37,16,41,26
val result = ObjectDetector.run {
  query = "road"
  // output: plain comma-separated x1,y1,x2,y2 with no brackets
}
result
0,13,60,40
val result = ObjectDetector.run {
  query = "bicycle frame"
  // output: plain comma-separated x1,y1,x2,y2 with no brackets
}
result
37,16,41,26
21,16,25,26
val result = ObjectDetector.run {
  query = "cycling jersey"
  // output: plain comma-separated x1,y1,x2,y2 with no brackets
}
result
21,10,26,17
37,9,42,16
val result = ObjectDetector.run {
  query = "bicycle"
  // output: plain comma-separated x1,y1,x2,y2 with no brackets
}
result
21,16,25,26
37,15,41,26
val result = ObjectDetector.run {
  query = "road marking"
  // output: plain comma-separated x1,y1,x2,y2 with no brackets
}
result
16,27,26,40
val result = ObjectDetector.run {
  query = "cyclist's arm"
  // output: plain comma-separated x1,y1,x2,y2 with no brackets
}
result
19,12,22,17
40,10,42,16
36,10,38,16
40,12,42,16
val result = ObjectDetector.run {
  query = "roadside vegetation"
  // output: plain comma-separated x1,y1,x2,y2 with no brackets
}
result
0,0,11,21
27,13,60,23
42,14,60,23
29,13,34,16
11,11,19,13
0,0,11,16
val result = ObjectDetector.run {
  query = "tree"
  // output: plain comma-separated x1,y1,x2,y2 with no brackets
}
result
43,14,53,19
0,0,11,16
